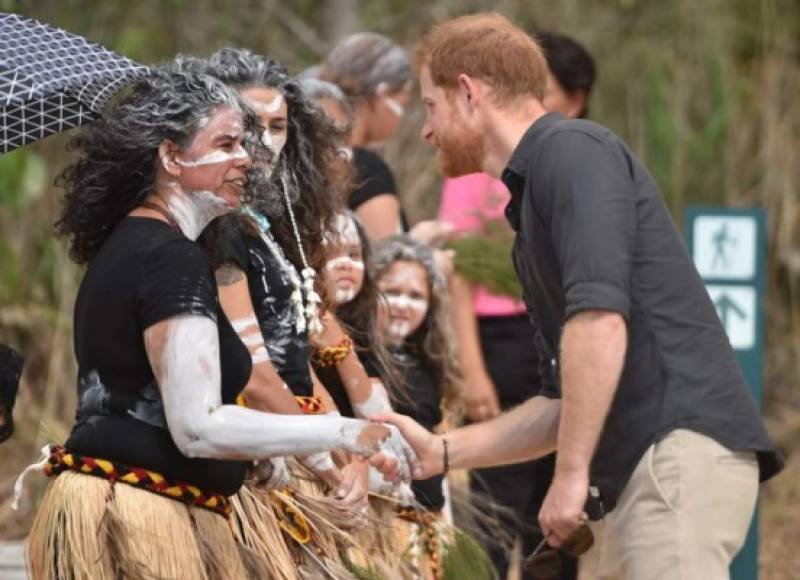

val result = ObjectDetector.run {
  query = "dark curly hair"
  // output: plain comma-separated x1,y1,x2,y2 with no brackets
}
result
54,68,254,265
176,48,350,276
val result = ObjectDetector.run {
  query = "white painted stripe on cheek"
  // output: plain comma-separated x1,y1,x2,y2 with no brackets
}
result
176,147,248,167
385,294,428,313
324,256,364,271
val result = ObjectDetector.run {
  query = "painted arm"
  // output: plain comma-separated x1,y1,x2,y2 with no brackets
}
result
143,314,418,482
216,263,305,414
355,194,402,240
310,311,393,418
216,263,342,487
449,272,500,421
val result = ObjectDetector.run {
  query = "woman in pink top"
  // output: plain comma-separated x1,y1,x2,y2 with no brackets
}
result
438,30,595,580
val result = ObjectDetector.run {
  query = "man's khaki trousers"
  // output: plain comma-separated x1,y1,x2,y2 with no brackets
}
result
579,429,759,580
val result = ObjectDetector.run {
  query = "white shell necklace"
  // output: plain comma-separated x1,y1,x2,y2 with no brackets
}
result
241,178,322,335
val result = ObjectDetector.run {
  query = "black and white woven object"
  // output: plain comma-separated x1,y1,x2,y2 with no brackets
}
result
0,12,151,154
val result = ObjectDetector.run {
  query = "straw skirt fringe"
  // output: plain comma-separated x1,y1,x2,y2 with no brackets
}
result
27,471,250,580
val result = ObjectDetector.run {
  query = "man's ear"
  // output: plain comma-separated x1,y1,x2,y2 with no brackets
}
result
456,73,480,114
158,140,182,177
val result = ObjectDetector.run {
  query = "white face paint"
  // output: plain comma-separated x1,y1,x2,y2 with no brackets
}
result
383,95,405,118
324,214,366,305
324,255,365,272
176,147,249,168
147,315,419,481
247,94,284,115
334,287,356,305
387,319,411,340
164,187,232,241
384,293,429,313
377,260,431,345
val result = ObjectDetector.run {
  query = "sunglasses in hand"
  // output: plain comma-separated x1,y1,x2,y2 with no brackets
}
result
523,485,606,578
523,524,593,579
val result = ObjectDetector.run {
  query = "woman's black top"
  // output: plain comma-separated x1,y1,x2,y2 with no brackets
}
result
389,345,445,511
222,221,314,397
349,147,409,232
65,218,250,496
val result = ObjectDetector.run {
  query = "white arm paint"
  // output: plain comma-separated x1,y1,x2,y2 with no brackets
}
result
145,315,417,478
352,380,393,419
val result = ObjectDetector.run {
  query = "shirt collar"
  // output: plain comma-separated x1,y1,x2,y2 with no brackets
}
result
502,112,564,231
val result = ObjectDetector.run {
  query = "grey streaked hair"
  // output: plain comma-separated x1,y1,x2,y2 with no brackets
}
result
320,32,412,104
55,68,251,265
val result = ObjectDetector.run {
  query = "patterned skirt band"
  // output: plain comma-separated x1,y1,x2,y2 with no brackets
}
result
235,393,326,415
43,445,232,517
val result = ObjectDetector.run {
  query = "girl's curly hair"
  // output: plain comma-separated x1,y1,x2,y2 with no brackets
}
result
54,69,252,265
372,235,463,412
177,48,350,276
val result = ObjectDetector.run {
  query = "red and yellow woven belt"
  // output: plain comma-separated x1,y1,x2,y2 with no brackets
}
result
44,445,231,517
236,393,326,415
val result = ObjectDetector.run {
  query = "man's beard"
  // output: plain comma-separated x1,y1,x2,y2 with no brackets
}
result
435,119,486,178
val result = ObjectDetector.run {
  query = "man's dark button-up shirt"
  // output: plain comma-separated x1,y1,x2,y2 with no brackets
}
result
502,112,783,507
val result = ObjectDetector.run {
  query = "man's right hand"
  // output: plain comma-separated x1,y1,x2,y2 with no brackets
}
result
370,412,443,480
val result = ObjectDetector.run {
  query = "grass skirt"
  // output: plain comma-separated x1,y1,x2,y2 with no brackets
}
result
27,470,258,580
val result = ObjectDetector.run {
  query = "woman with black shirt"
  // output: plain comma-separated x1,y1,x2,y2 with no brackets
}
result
23,69,415,580
319,33,413,239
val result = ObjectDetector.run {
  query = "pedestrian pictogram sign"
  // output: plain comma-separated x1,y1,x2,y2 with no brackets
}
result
706,285,756,350
693,215,757,280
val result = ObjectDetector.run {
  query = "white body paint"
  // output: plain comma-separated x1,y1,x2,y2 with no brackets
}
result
231,315,271,366
367,467,415,503
334,287,356,305
246,94,284,115
388,320,411,340
383,95,405,118
251,457,291,489
384,294,428,314
165,188,231,241
300,451,336,474
352,380,392,419
151,315,416,477
324,256,365,272
176,147,249,168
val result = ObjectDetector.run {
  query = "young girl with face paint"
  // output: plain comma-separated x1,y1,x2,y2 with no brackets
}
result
371,236,485,580
314,211,398,422
19,69,415,580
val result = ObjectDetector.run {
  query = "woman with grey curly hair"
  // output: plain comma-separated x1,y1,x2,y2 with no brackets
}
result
22,68,416,580
319,32,414,240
